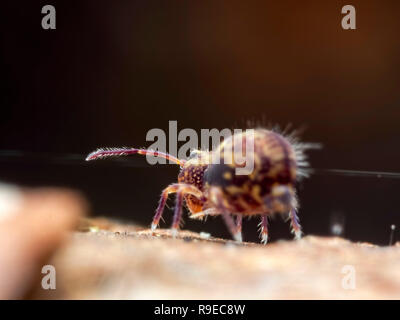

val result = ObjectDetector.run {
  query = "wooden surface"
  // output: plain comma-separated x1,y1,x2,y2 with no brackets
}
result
33,219,400,300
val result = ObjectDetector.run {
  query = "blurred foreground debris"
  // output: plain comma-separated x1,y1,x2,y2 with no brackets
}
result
0,184,87,299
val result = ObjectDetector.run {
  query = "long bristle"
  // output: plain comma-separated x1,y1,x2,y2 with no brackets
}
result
271,126,321,179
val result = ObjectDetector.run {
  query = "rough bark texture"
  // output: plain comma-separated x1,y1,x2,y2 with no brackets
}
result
31,218,400,300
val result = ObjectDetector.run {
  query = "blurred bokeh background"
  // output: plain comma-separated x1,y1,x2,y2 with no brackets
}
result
0,0,399,244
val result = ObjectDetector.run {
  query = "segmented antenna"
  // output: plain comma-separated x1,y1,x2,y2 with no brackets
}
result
85,148,185,166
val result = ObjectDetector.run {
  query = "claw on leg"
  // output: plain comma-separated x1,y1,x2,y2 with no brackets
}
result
259,215,269,245
170,228,178,238
151,192,168,232
289,208,302,240
233,231,242,242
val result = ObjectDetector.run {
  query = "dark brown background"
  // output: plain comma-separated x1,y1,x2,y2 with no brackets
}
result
1,1,399,244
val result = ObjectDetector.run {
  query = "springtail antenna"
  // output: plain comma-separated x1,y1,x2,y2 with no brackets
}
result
85,148,185,166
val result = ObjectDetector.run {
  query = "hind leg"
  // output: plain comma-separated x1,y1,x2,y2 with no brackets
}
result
210,187,243,242
221,212,243,242
258,214,269,245
289,208,302,240
235,214,243,242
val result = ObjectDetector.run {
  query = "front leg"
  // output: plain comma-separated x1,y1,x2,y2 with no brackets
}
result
170,191,184,237
151,183,203,231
